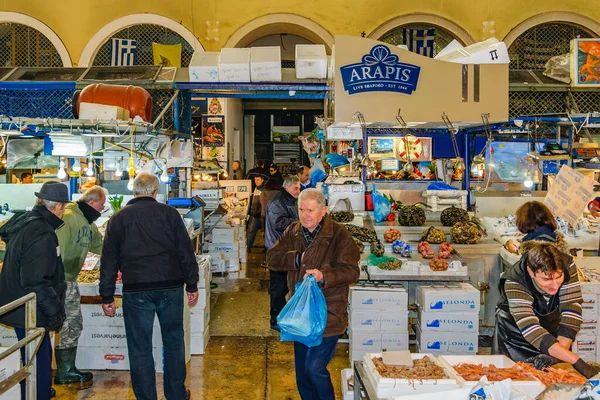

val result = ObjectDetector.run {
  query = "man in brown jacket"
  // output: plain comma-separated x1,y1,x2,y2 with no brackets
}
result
266,189,360,400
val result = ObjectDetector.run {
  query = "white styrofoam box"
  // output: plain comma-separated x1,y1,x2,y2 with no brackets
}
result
154,328,191,372
218,48,251,82
581,282,600,295
349,349,368,363
79,102,130,121
250,47,282,82
341,369,353,400
583,293,599,317
581,318,598,336
380,333,409,351
211,228,238,243
209,251,225,261
363,353,464,398
78,282,99,296
350,310,408,332
0,346,20,385
223,250,240,261
114,283,123,296
295,44,327,79
76,346,131,370
0,384,19,400
438,355,546,399
190,306,210,335
349,330,381,352
418,310,479,333
350,285,408,311
79,325,128,347
416,283,480,313
198,262,211,289
416,325,478,354
205,242,239,252
573,335,596,354
188,52,220,82
190,327,210,355
0,325,17,348
212,259,226,273
196,288,211,309
80,304,125,326
225,258,240,272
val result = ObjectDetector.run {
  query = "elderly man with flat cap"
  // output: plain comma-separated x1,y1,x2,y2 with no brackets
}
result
0,181,70,399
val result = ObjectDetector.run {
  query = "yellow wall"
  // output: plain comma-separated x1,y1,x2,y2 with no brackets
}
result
3,0,600,65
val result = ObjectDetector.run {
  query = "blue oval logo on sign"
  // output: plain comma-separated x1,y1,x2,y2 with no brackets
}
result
340,45,421,95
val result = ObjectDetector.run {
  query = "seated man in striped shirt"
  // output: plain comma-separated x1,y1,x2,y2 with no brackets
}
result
494,243,600,378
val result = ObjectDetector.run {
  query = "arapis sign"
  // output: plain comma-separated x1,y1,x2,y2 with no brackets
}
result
340,45,421,95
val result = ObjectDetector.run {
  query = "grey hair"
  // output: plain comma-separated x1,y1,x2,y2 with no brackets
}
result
132,172,159,196
298,188,326,208
81,185,108,203
282,175,300,188
35,198,64,212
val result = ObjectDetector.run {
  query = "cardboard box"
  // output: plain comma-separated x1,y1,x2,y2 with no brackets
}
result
381,333,409,351
350,310,408,332
418,311,479,333
78,282,99,297
583,293,598,317
218,48,251,82
416,326,478,354
573,335,596,354
79,102,130,122
79,325,128,347
295,44,327,79
190,306,210,335
350,285,408,311
204,243,239,252
190,327,210,355
76,346,131,370
581,319,598,337
250,47,282,82
416,283,480,313
188,52,219,82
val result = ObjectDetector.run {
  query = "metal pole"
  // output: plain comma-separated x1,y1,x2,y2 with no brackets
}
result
152,90,181,128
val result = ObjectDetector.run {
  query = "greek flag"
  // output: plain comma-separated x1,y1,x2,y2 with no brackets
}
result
110,38,137,66
402,28,436,58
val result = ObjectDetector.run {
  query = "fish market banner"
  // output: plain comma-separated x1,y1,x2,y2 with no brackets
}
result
340,45,421,95
334,35,509,124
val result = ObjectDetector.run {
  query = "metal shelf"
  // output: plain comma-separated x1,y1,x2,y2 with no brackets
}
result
527,152,571,161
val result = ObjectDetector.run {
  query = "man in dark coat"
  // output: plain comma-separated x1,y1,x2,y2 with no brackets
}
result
0,181,70,399
266,189,360,400
265,175,301,329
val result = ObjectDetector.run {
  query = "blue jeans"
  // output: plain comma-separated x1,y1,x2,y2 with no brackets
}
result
15,328,52,400
293,336,339,400
247,216,262,252
122,287,186,400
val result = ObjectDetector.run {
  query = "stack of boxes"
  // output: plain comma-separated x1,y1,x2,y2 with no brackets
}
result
348,285,409,363
416,283,480,355
204,214,244,273
573,285,600,362
0,346,20,399
190,255,211,355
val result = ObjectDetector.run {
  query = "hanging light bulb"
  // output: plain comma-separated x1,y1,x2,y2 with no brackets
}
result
402,162,413,173
71,159,81,173
160,168,169,183
523,170,533,188
85,159,95,177
57,159,67,180
127,177,135,191
454,157,465,172
115,159,123,178
221,170,228,178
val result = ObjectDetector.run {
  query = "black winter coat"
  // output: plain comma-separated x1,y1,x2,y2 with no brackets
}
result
264,189,298,248
99,197,199,304
0,206,67,329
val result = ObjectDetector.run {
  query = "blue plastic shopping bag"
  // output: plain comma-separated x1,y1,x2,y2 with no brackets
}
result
277,275,328,347
372,184,391,223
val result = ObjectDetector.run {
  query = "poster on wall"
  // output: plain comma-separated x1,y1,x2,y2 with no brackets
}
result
544,165,595,226
202,115,225,161
272,126,300,143
208,98,223,115
202,146,226,161
571,39,600,86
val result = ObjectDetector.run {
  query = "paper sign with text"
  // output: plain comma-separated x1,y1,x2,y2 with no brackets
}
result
544,165,595,226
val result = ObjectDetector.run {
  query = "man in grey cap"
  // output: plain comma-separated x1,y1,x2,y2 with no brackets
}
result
0,181,70,399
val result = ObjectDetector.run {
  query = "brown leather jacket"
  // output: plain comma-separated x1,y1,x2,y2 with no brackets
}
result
266,215,360,337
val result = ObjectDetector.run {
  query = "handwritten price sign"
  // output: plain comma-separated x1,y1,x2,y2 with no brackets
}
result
544,165,595,226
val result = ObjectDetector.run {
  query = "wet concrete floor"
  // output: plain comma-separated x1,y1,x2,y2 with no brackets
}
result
55,244,351,399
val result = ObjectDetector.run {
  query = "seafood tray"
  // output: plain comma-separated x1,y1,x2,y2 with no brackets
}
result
366,246,466,278
535,384,582,400
362,352,464,398
438,355,545,398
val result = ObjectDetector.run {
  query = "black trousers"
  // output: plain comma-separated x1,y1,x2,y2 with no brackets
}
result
270,270,289,326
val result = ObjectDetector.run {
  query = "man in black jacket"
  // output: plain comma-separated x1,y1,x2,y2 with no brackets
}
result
100,173,199,400
264,175,301,329
0,181,70,400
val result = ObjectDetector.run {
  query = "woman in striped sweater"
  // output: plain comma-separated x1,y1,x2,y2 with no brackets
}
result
494,243,599,377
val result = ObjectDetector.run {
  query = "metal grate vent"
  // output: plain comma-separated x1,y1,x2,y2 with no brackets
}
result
378,23,461,57
92,24,194,67
508,23,595,70
0,23,63,67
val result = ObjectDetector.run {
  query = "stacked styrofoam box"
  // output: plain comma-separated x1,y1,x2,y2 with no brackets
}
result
295,45,327,79
188,52,220,82
421,190,468,212
204,240,240,273
218,48,251,82
574,288,599,362
77,293,191,372
416,283,480,355
190,255,211,355
348,285,409,363
250,47,282,82
0,346,20,400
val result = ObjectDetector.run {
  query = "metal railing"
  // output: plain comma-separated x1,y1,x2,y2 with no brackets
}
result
0,292,44,400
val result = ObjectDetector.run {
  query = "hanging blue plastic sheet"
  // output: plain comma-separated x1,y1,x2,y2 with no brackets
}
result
277,275,328,348
372,184,391,222
427,182,458,191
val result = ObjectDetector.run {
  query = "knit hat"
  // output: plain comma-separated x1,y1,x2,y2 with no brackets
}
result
34,182,70,203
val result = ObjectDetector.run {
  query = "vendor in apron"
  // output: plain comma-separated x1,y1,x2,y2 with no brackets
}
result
494,243,600,378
